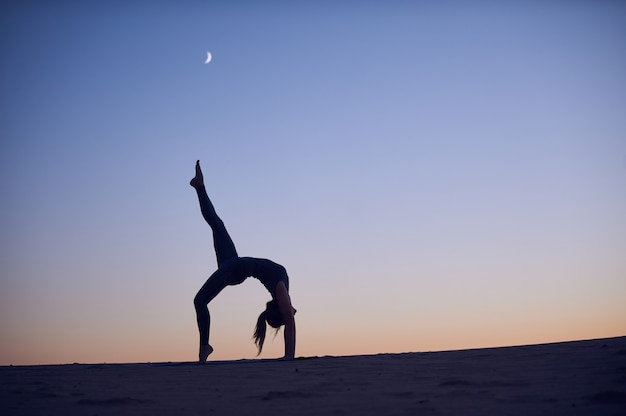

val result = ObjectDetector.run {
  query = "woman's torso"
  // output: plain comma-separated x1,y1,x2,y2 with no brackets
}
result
228,257,289,298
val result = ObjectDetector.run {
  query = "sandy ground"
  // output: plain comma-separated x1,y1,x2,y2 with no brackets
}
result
2,336,625,415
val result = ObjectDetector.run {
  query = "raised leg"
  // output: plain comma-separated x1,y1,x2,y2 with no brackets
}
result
190,160,238,266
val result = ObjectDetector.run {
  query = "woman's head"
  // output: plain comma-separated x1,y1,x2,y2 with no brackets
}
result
253,300,284,355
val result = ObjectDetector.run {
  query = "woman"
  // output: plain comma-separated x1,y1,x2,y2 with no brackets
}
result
190,160,296,363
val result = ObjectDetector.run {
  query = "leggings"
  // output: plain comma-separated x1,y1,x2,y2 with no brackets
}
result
193,186,239,346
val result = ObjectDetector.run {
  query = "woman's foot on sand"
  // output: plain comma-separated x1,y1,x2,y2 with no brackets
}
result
199,344,213,363
190,160,204,188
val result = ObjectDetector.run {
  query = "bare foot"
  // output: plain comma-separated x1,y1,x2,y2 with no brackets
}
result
190,160,204,188
199,344,213,363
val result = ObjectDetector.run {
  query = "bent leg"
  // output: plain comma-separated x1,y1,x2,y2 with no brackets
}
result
194,185,238,266
193,268,232,348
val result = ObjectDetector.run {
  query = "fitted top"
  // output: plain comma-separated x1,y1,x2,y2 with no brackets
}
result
232,257,289,298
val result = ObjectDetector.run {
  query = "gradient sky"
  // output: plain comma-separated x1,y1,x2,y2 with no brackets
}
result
1,1,625,365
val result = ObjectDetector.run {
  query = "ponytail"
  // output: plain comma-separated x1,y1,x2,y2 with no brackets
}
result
253,300,284,355
253,310,267,355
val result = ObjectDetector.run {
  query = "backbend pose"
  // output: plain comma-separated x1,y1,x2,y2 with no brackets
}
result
190,160,296,363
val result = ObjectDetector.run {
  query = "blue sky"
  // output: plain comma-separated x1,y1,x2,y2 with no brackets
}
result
1,1,625,364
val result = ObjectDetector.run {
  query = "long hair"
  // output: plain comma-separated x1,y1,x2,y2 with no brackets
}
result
253,300,284,355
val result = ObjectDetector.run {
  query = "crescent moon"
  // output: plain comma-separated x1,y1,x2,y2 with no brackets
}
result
204,51,212,64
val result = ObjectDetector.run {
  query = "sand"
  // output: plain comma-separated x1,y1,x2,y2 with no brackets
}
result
2,336,625,415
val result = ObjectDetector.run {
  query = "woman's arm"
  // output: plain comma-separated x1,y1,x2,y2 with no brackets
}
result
275,281,296,359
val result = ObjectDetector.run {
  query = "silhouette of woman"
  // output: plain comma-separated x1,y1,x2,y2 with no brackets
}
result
190,160,296,363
